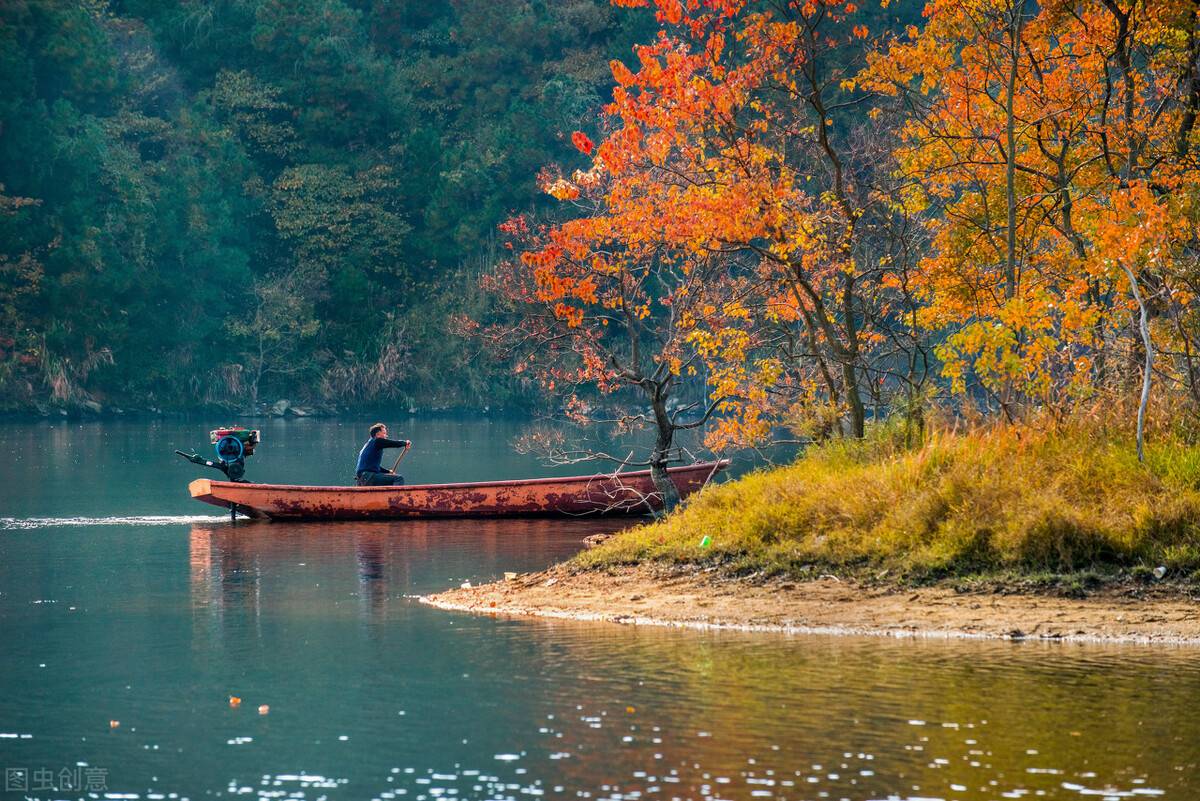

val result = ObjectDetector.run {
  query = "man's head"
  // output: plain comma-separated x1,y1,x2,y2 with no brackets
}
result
369,422,388,439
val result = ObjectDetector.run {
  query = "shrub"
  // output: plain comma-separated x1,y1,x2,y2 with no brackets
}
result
578,414,1200,581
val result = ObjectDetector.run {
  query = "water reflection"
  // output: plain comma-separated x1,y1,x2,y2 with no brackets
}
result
187,517,630,621
177,520,1200,801
1,458,1197,801
356,536,387,618
495,621,1199,800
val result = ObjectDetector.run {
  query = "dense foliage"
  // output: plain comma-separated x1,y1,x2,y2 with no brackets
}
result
483,0,1200,483
0,0,655,411
7,0,1198,477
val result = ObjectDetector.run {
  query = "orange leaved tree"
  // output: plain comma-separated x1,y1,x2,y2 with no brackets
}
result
484,0,923,462
862,0,1200,451
477,200,753,511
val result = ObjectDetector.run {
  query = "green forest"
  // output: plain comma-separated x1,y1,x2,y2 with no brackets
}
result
0,0,671,413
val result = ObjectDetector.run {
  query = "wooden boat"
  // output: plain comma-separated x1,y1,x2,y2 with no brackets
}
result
188,460,729,521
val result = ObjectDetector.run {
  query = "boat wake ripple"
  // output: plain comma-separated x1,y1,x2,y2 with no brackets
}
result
0,515,228,530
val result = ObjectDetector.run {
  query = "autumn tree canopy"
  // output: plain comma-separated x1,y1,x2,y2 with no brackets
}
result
483,0,1200,475
862,0,1200,416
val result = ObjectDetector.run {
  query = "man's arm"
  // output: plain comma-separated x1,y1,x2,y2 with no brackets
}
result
377,437,411,449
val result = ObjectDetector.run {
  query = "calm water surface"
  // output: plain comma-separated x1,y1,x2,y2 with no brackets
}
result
1,418,1197,800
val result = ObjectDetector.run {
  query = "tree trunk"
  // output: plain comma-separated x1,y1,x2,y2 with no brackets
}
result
251,349,263,407
1121,262,1153,463
649,394,681,515
842,361,865,438
840,273,865,438
1004,0,1025,301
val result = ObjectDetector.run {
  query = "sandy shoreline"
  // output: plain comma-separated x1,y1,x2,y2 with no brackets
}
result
421,564,1200,645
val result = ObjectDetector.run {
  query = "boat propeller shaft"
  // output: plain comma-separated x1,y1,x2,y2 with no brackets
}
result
175,449,247,481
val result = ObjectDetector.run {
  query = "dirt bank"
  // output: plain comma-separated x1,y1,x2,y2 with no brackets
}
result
421,565,1200,645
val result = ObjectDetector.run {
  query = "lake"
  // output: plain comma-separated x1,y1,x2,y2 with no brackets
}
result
0,417,1197,800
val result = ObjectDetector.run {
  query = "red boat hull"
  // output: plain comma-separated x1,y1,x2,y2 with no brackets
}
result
188,461,728,520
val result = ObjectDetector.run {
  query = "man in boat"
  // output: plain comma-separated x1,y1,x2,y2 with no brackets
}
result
355,423,411,486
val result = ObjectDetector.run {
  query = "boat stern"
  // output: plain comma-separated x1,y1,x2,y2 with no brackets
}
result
189,478,222,508
188,478,270,519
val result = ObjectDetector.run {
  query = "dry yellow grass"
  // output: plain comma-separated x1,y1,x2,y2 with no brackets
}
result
579,420,1200,582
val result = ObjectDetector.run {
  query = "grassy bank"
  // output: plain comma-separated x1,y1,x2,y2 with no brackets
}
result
579,421,1200,587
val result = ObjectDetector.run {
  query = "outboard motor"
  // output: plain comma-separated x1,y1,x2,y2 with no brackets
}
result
176,427,260,482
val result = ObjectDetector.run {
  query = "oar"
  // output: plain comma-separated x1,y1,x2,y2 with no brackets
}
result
390,441,411,474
